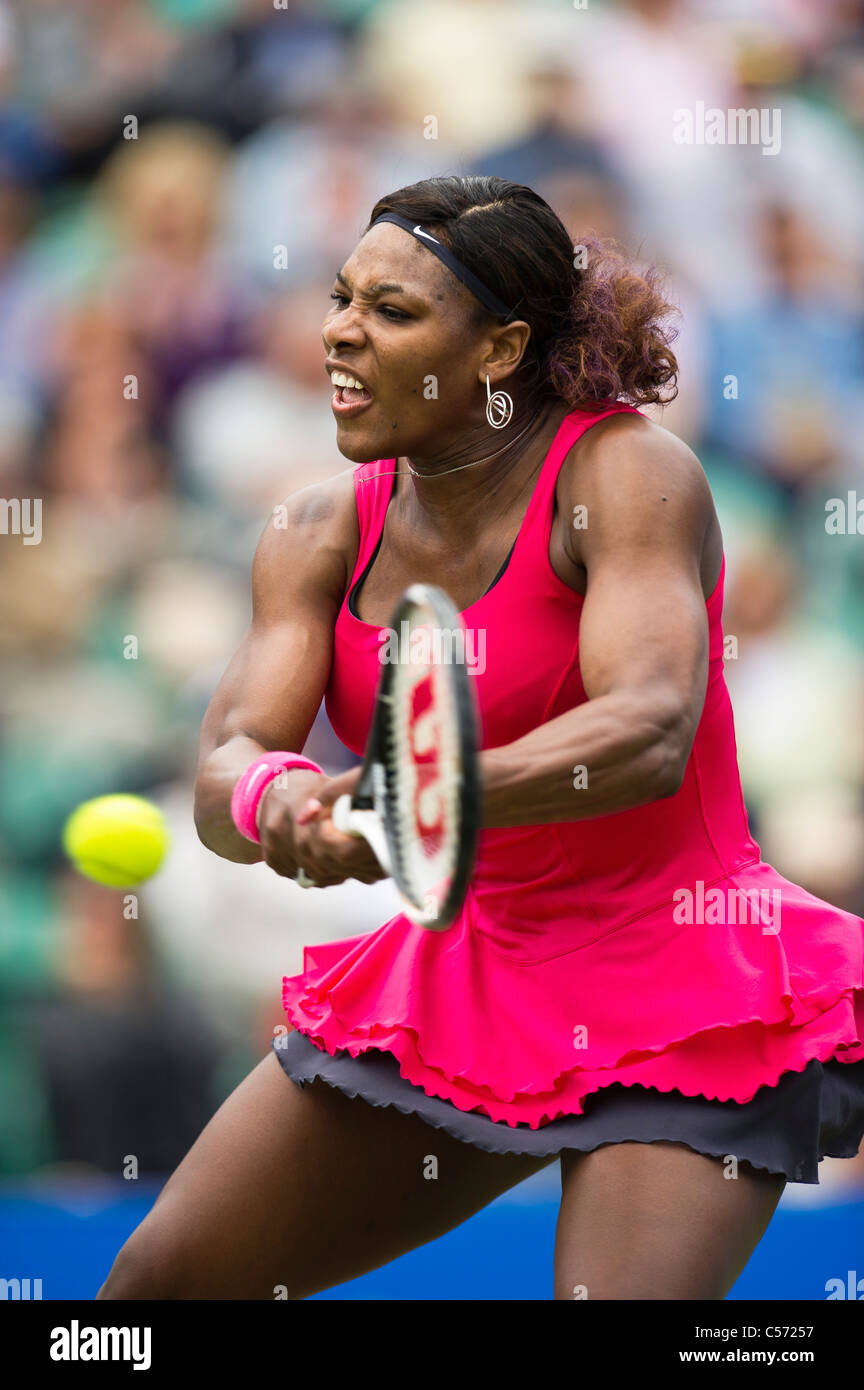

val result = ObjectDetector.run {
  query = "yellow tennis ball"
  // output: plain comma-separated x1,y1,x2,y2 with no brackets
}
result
62,794,169,887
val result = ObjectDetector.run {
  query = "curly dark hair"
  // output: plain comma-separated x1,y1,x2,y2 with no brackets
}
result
366,174,679,408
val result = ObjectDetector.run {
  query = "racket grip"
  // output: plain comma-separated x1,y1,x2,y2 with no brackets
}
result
332,795,392,876
332,794,360,835
294,798,359,886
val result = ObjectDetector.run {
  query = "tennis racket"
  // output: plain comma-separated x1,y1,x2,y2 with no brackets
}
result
296,584,480,930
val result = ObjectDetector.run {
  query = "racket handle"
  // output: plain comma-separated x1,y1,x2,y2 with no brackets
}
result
332,795,392,876
331,794,359,835
293,800,355,887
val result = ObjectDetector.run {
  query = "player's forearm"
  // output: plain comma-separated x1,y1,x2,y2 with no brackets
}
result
194,736,267,862
479,686,693,828
194,735,327,865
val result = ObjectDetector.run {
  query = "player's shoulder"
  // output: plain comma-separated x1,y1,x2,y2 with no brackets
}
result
561,408,712,512
271,464,359,534
252,465,363,600
255,466,358,557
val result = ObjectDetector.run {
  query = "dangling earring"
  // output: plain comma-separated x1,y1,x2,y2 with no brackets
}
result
486,373,514,430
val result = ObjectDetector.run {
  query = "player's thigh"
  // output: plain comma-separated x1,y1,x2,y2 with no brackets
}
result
98,1050,552,1300
554,1140,785,1300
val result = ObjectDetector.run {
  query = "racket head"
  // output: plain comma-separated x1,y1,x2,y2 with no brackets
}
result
368,583,480,929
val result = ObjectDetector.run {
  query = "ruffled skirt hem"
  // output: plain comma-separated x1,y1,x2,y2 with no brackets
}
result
280,863,864,1130
271,1027,864,1183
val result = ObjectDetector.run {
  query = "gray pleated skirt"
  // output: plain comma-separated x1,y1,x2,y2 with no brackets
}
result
271,1028,864,1184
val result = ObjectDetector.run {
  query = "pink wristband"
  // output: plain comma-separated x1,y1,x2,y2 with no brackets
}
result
231,751,323,844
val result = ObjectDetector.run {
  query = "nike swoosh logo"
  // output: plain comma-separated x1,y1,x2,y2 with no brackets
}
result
413,225,440,243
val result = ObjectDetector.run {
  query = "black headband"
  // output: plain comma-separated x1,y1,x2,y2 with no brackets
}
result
369,212,519,323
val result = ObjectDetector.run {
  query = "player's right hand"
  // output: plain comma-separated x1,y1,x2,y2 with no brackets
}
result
258,770,385,887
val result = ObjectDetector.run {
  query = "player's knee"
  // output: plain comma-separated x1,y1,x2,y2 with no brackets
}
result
553,1269,725,1301
97,1228,178,1301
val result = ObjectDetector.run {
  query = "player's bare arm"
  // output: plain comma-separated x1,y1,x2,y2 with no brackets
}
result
193,468,383,885
481,414,721,826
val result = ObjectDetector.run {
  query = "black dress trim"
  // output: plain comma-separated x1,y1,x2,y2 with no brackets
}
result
271,1029,864,1184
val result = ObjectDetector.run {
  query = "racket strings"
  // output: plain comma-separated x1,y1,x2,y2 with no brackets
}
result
385,617,459,908
364,586,478,929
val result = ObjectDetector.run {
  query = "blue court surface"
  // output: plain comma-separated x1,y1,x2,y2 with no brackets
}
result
1,1166,862,1300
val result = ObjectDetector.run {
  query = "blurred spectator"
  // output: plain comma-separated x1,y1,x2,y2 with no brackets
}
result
478,58,627,241
563,0,765,306
36,300,165,507
0,2,62,192
9,0,180,152
224,78,456,292
92,121,254,422
173,282,340,514
358,0,576,156
2,871,227,1178
152,0,350,135
722,539,864,909
703,198,864,494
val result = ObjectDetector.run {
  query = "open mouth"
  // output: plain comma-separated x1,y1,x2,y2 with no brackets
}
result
334,383,372,404
330,369,374,416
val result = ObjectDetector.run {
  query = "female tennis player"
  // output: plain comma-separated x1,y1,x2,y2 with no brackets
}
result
98,175,864,1301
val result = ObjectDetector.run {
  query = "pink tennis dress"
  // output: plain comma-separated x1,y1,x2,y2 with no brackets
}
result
274,402,864,1181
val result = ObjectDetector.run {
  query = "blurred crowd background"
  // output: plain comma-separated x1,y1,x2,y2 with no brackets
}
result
0,0,863,1191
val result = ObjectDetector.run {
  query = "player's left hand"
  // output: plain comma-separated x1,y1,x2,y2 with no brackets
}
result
295,768,387,885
